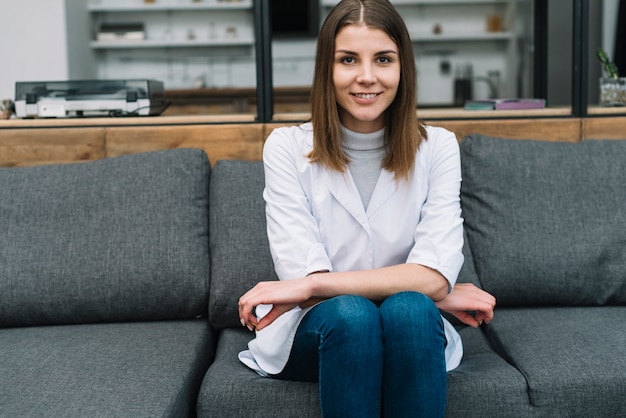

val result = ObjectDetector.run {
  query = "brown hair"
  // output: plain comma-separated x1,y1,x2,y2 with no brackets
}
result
308,0,427,181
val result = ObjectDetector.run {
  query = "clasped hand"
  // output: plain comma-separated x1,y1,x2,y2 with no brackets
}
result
239,280,495,332
434,283,496,328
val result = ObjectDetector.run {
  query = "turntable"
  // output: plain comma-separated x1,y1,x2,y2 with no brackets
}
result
14,79,167,118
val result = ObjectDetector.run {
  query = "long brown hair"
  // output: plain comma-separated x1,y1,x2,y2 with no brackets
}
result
308,0,427,181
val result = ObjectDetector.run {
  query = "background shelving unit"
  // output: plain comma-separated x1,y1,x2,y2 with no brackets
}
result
87,0,256,89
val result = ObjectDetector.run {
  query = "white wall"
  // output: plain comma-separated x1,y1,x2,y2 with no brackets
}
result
0,0,69,100
603,0,620,58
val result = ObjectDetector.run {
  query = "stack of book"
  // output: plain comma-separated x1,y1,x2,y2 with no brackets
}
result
464,98,546,110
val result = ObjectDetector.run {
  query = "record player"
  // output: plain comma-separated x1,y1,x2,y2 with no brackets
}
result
14,79,166,118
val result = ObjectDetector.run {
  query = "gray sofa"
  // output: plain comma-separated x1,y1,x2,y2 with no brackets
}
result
198,134,626,417
1,135,625,417
0,149,215,417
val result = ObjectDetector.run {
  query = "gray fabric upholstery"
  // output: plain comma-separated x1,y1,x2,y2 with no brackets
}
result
208,160,277,330
0,319,215,417
484,307,626,417
446,326,532,417
197,328,320,418
197,327,532,418
457,228,481,287
460,136,626,306
0,149,211,326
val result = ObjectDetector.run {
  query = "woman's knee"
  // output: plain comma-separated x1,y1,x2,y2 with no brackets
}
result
310,295,382,344
321,295,380,328
379,291,442,331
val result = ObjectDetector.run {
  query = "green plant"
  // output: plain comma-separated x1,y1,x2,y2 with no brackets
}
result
597,49,619,79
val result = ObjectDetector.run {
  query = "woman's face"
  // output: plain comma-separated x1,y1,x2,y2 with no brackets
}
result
333,24,400,133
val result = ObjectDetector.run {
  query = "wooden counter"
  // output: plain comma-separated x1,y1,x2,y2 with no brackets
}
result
0,114,260,167
1,112,625,168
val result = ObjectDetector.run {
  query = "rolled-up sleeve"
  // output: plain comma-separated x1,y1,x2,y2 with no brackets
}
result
263,128,333,281
406,130,464,290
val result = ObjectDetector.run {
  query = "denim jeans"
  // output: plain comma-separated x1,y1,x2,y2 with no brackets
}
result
273,292,447,418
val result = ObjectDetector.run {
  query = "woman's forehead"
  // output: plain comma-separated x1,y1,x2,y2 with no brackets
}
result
335,24,398,52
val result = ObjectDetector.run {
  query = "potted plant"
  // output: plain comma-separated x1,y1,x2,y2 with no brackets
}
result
597,49,626,106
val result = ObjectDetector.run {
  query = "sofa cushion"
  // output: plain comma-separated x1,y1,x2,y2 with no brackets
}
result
0,319,215,417
460,136,626,306
197,326,533,418
208,160,277,330
484,307,626,417
445,326,532,417
0,149,210,326
197,328,320,418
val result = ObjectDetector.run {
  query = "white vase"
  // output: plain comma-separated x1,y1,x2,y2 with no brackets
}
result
599,77,626,106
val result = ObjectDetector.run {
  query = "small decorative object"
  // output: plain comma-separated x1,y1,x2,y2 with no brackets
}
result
432,23,442,35
193,74,206,88
225,26,237,39
187,29,196,41
597,49,626,106
97,23,145,42
0,99,15,119
454,63,473,107
144,0,155,4
486,15,503,32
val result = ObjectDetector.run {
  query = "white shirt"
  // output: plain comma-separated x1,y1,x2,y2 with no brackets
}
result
239,122,464,376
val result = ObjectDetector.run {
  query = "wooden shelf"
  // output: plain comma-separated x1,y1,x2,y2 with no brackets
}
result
0,114,256,129
587,106,626,116
90,38,254,49
88,1,253,12
272,107,573,122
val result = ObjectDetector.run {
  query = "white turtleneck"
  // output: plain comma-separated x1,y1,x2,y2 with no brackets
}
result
341,125,386,209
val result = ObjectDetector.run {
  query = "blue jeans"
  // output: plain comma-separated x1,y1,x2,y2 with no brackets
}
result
273,292,447,418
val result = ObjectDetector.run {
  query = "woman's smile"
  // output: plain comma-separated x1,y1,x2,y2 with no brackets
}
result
351,92,382,101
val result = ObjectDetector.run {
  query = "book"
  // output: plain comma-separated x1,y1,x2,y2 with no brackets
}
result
464,98,546,110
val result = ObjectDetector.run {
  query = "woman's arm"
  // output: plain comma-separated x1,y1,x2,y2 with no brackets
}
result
239,263,449,331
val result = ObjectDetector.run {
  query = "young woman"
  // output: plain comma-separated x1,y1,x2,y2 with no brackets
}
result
238,1,496,416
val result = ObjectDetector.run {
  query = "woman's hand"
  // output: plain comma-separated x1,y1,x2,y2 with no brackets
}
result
435,283,496,328
238,279,313,332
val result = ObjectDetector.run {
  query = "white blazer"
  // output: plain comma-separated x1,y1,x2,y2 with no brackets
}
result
239,122,464,376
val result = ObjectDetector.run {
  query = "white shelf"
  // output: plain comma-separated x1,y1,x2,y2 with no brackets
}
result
321,0,510,5
88,1,253,12
410,32,514,42
86,0,256,89
90,38,254,49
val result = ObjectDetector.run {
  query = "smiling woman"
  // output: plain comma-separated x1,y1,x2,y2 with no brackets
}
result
237,1,496,417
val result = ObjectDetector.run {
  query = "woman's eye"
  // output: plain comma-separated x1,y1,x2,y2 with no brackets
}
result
341,56,356,64
377,56,392,64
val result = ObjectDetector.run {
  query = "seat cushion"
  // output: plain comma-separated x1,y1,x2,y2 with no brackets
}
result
197,327,532,418
197,328,319,418
0,149,210,326
0,319,215,417
208,160,277,330
446,326,532,417
460,135,626,306
484,307,626,417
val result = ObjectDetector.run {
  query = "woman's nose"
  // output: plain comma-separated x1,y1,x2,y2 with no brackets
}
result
356,64,377,85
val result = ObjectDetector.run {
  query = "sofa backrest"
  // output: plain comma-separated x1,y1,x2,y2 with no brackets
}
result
0,149,210,327
460,135,626,306
208,160,277,330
